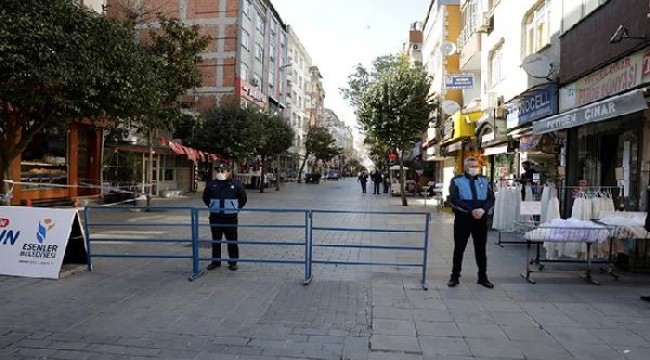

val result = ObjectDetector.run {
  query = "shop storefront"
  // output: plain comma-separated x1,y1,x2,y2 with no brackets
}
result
10,121,103,206
476,108,512,184
504,83,561,189
440,110,481,197
533,89,649,213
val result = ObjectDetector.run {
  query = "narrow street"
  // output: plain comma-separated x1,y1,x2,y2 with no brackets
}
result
1,180,650,360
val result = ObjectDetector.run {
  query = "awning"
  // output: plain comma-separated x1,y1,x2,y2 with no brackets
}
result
507,126,532,139
532,89,648,135
442,141,463,154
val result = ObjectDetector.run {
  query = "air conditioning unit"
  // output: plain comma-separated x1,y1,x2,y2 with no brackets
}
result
476,12,493,33
487,92,499,108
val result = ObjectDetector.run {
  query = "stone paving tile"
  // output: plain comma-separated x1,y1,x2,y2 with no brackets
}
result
369,351,423,359
488,310,537,326
372,319,417,336
466,337,526,359
499,324,554,342
456,323,508,340
370,335,421,353
414,321,462,337
562,342,627,360
417,336,470,357
512,339,574,360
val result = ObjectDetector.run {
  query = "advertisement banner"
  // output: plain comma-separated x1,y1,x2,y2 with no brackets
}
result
0,207,84,279
506,84,558,128
560,48,649,112
443,74,474,89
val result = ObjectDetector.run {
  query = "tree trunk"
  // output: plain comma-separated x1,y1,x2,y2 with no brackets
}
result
0,156,10,206
297,154,309,184
259,156,265,193
400,152,408,206
146,129,154,209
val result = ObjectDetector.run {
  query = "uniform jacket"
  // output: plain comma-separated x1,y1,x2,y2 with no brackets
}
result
202,178,247,218
449,173,495,218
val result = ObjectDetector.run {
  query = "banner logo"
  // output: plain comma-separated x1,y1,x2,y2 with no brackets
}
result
36,219,55,244
0,218,9,227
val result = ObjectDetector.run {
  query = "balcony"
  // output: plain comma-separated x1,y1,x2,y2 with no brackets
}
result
457,23,482,71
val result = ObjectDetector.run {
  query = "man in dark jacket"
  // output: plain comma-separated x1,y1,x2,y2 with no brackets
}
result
202,163,247,271
371,170,383,194
448,157,495,288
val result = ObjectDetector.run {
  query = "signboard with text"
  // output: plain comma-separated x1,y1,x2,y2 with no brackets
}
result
443,74,474,89
560,48,650,112
506,84,558,128
0,207,86,279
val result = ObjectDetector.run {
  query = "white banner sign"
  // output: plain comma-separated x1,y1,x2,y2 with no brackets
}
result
0,207,84,279
520,201,542,216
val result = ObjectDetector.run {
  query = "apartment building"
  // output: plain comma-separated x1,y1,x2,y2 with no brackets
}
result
308,66,326,127
108,0,289,113
286,25,313,154
420,0,464,197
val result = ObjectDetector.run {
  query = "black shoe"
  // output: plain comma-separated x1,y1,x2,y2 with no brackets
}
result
447,278,459,287
207,262,221,271
227,264,238,271
641,296,650,302
477,279,494,288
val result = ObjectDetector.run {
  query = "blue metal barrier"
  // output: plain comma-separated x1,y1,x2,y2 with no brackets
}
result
190,208,311,284
83,206,195,272
310,210,431,290
83,207,431,290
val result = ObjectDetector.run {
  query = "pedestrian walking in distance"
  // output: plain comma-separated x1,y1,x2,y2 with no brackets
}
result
448,157,495,288
202,163,247,271
371,170,383,194
358,171,368,193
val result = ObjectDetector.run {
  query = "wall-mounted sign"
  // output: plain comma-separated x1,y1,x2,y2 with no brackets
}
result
560,48,650,112
533,89,648,135
506,84,558,128
443,74,474,89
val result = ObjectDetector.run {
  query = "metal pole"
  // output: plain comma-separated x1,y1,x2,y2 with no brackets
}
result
421,212,430,290
83,207,93,271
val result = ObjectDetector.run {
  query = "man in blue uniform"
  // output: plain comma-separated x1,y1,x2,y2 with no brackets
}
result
202,163,247,271
448,157,495,288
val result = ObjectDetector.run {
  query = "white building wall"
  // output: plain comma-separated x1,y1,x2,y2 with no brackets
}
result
286,26,313,154
481,0,563,108
422,8,445,96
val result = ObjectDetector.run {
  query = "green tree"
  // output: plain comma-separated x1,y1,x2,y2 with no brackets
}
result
297,126,341,183
344,54,437,205
253,114,295,193
0,0,163,202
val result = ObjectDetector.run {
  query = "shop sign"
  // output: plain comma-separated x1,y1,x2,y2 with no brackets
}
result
506,84,558,128
533,89,648,135
481,132,495,143
560,48,649,112
0,207,86,279
443,74,474,89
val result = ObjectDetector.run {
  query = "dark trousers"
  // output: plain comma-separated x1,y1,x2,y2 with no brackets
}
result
209,216,238,265
452,214,487,279
373,182,381,194
360,182,367,193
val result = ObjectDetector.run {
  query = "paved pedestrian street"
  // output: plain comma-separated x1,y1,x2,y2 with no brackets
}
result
1,179,650,360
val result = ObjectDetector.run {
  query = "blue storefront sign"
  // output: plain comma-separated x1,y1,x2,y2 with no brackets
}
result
506,84,558,129
443,74,474,90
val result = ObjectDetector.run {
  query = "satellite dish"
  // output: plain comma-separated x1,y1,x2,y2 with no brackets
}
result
441,100,461,115
521,53,552,78
440,41,457,56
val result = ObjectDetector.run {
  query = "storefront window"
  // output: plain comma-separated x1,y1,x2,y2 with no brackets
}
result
21,126,67,190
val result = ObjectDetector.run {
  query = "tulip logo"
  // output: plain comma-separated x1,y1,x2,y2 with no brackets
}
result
36,219,55,244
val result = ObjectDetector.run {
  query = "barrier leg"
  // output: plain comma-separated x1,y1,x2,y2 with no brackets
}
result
303,211,312,285
83,207,93,271
420,212,430,290
188,210,205,281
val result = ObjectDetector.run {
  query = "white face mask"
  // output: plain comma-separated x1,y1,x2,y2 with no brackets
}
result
215,173,228,181
467,168,480,177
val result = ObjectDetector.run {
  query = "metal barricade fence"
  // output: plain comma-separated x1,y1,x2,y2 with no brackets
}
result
83,206,196,272
190,208,311,283
310,210,431,290
83,207,431,289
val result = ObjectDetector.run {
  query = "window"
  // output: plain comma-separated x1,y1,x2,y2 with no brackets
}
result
253,73,262,87
255,11,265,35
524,0,551,55
255,42,263,61
489,44,503,87
269,43,276,64
271,20,277,35
241,29,249,50
240,63,249,82
243,0,250,18
268,72,275,90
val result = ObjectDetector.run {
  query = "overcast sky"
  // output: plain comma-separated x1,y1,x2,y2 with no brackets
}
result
272,0,429,133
